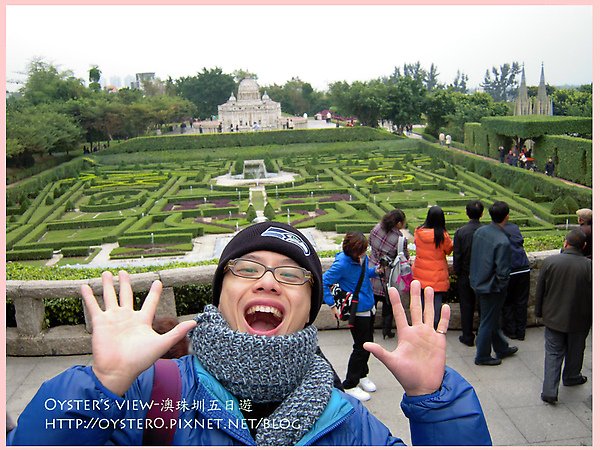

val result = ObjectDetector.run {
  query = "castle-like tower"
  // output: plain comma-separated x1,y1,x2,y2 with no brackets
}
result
514,64,553,116
514,65,531,115
533,64,553,115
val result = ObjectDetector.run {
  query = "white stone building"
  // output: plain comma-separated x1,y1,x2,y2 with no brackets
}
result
218,78,282,131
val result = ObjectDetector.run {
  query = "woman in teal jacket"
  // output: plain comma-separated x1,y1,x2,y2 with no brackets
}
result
8,222,492,446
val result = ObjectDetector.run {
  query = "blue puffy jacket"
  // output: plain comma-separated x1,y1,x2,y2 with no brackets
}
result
8,355,492,445
323,252,378,312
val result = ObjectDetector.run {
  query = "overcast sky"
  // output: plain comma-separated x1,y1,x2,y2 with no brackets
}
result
5,4,594,93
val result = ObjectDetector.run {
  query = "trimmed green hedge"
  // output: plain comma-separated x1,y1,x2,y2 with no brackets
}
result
47,217,127,230
118,232,193,246
6,157,92,205
61,246,92,257
7,248,54,261
463,123,512,158
418,140,591,207
106,128,398,154
480,115,592,138
464,117,592,186
534,135,592,186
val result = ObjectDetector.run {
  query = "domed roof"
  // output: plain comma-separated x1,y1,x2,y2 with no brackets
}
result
238,78,259,92
262,91,270,101
237,78,261,101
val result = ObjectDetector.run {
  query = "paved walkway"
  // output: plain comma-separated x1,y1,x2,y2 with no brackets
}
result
7,326,592,445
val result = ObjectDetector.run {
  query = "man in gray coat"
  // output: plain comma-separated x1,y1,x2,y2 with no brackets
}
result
535,229,592,404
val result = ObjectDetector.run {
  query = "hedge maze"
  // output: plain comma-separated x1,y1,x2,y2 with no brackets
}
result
6,130,592,265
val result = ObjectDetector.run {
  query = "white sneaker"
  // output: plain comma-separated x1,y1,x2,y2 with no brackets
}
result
345,386,371,402
359,377,377,392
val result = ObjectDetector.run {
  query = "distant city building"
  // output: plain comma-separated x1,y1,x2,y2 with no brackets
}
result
131,72,156,90
514,64,553,116
217,78,282,131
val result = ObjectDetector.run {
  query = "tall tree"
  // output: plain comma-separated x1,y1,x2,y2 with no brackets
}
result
384,75,426,131
445,91,510,141
327,80,352,116
21,59,86,105
480,62,521,101
232,69,258,83
267,77,326,115
402,62,426,85
423,89,457,136
424,63,440,91
347,80,388,127
551,85,592,117
172,67,236,119
7,105,82,164
449,70,469,93
89,65,102,92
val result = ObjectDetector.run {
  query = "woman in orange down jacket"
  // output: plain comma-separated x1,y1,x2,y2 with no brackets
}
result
413,206,453,328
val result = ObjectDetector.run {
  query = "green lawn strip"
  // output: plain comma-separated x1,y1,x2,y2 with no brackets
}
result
57,247,103,266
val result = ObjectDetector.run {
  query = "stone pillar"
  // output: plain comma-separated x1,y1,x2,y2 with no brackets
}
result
14,297,46,336
155,287,178,318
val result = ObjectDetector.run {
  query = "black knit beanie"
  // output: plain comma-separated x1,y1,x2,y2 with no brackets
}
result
212,221,323,325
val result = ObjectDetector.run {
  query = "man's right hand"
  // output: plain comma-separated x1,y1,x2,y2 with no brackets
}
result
81,271,197,396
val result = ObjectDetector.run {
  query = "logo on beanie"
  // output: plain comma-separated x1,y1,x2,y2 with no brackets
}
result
261,227,311,256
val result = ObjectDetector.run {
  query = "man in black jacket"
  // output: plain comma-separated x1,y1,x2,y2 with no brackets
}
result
536,229,592,404
501,222,530,341
453,200,484,347
470,201,518,366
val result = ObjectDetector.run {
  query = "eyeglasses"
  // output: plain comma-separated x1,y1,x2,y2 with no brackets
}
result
225,258,313,286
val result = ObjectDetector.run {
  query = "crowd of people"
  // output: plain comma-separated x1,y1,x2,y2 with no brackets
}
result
497,144,557,174
7,201,592,445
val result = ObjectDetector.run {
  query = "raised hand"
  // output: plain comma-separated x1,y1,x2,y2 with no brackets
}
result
364,280,450,396
81,271,197,396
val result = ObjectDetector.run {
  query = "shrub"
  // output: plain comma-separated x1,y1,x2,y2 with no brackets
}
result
44,297,85,327
550,197,568,214
519,184,537,201
445,165,458,179
563,195,579,214
234,158,244,175
246,204,257,222
263,202,276,220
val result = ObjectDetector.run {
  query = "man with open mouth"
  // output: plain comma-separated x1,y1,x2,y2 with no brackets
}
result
8,221,492,446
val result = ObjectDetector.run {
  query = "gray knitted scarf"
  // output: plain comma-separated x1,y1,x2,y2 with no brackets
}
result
189,305,334,446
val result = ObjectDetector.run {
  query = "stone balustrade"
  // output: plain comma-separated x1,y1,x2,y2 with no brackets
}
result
6,252,555,356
